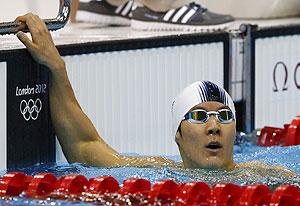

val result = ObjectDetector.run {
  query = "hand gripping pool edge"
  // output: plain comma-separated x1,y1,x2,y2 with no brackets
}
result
0,0,71,35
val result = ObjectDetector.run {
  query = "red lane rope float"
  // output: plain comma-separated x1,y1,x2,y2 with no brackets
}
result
1,172,300,206
149,179,179,203
121,178,151,195
177,182,211,205
49,174,90,203
257,127,285,147
258,116,300,147
26,173,57,198
285,116,300,146
270,185,300,205
0,172,28,196
237,184,272,206
58,174,89,195
88,176,120,194
211,183,243,206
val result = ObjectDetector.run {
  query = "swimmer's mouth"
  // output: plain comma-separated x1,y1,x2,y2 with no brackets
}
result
205,142,222,150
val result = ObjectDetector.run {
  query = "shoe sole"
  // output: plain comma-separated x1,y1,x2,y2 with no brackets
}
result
76,11,131,26
131,19,233,32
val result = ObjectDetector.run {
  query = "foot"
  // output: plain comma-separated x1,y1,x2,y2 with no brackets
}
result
131,2,234,32
76,0,135,26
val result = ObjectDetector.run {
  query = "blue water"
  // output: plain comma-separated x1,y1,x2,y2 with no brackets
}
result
1,143,300,205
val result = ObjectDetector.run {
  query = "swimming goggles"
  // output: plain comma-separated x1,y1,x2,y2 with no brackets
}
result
183,108,234,124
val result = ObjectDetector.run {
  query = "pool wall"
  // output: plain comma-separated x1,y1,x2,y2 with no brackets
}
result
0,50,55,169
55,33,231,161
0,32,232,167
0,62,7,170
243,25,300,132
1,23,300,168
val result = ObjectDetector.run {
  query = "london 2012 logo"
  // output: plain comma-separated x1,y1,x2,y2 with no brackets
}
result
273,62,300,92
19,98,42,121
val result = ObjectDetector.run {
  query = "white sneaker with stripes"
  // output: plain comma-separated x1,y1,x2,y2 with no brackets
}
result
76,0,136,26
131,2,234,32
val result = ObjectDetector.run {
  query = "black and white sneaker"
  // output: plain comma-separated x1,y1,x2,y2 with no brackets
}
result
131,2,234,31
76,0,135,25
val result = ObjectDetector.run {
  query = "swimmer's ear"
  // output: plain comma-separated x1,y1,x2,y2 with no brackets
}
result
175,130,182,146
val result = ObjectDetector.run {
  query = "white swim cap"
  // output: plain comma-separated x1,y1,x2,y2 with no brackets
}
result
171,81,236,137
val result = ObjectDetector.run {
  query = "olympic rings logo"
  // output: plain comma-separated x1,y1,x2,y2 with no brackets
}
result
19,98,42,121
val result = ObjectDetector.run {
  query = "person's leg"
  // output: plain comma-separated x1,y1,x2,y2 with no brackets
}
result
107,0,127,6
137,0,189,12
75,0,133,25
71,0,126,22
70,0,79,23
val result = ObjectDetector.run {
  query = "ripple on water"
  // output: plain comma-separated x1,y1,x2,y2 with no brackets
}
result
0,143,299,205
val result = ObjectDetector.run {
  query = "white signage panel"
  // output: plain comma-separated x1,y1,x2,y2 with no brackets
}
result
255,35,300,128
56,42,225,159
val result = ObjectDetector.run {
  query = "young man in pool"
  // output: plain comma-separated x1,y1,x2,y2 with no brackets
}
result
15,13,295,175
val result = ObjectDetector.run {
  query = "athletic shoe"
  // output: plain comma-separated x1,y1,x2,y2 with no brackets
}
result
131,2,234,31
76,0,135,25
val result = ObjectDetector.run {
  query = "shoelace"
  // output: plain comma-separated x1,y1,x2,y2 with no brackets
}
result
189,2,208,13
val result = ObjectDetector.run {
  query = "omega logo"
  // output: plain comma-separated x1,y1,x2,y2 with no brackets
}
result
273,61,300,92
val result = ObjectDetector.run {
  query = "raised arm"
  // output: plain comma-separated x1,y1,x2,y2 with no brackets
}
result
15,13,174,168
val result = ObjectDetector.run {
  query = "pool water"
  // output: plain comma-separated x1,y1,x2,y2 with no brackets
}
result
0,143,300,205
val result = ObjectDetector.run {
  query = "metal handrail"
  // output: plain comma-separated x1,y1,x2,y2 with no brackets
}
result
0,0,71,35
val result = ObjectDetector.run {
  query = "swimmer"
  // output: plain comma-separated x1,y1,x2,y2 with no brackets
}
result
15,13,295,176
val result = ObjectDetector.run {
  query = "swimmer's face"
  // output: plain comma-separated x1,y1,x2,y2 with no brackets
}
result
176,101,236,170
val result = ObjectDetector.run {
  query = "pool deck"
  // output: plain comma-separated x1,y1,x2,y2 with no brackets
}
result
0,17,300,51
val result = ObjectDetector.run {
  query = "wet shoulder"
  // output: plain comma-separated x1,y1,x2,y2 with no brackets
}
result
236,161,296,177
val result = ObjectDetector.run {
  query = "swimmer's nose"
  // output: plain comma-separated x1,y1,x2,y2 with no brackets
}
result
208,127,220,135
206,116,220,136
